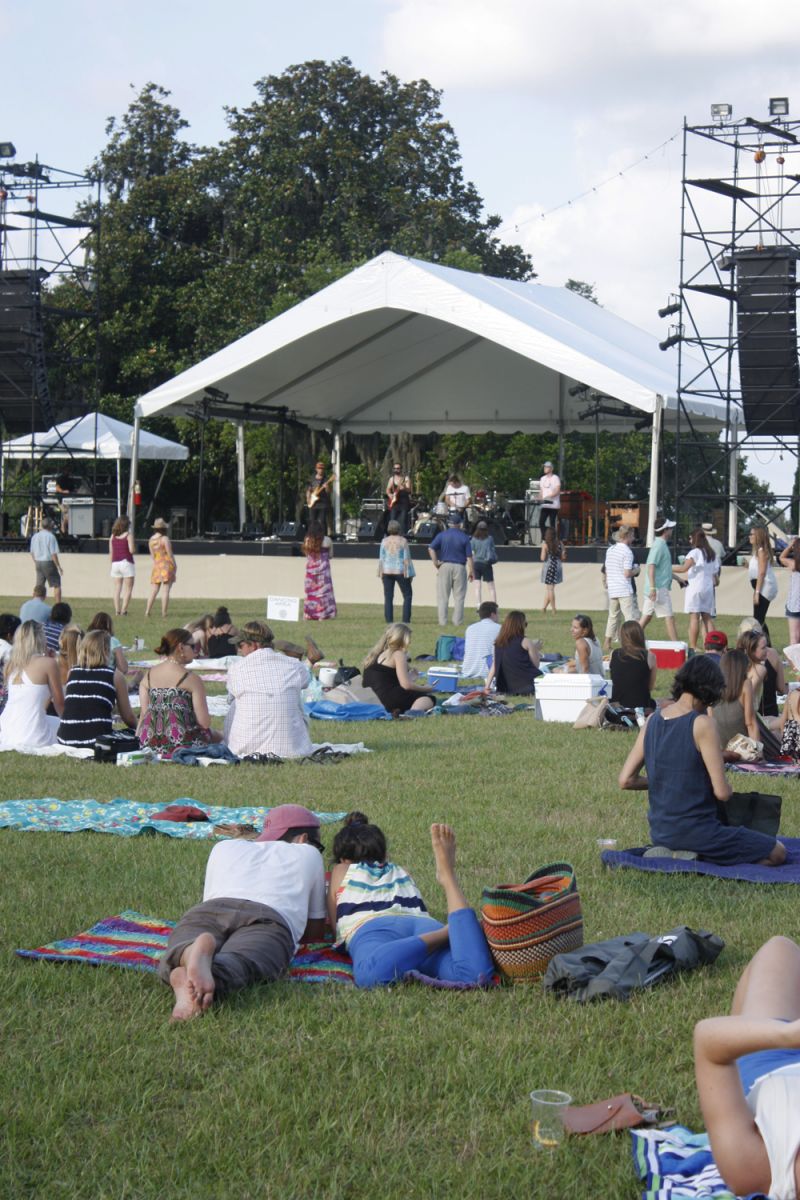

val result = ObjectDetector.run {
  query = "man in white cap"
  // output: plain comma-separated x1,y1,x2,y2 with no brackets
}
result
603,525,640,651
158,804,327,1020
538,461,561,538
640,519,679,641
702,522,725,565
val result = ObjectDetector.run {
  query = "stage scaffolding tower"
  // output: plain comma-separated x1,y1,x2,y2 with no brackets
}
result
0,154,101,522
668,106,800,552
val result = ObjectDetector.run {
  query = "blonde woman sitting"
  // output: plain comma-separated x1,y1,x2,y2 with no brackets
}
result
58,629,137,747
0,621,64,749
362,624,435,713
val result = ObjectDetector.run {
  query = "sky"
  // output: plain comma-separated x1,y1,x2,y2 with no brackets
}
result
3,0,799,497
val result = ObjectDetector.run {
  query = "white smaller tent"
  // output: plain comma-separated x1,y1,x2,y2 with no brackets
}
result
2,412,189,514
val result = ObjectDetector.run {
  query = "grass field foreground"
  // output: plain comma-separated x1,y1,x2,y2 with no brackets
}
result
1,597,796,1198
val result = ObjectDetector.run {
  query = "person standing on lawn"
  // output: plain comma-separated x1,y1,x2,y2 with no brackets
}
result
29,518,63,604
639,519,679,642
158,804,327,1020
428,511,474,627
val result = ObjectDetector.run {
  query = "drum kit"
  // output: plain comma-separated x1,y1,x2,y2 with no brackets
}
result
408,489,527,544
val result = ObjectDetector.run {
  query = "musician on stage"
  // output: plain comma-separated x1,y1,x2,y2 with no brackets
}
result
538,461,561,537
386,462,412,535
443,474,471,514
305,462,334,535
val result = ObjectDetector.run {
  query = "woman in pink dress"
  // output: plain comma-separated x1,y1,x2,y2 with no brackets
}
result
302,524,337,620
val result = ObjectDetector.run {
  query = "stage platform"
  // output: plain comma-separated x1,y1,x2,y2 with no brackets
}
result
0,535,612,564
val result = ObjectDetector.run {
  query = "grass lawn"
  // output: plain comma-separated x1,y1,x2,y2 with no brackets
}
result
1,596,796,1199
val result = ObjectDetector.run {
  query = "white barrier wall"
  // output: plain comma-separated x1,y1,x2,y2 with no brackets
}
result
0,551,784,618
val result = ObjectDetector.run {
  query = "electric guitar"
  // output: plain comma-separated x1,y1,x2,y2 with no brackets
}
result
308,474,336,508
387,476,411,508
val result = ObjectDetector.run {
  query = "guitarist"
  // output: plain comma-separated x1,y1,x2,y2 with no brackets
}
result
385,462,412,535
305,462,335,535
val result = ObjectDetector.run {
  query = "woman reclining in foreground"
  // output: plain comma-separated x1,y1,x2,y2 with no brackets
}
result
695,935,800,1197
328,814,494,989
618,655,785,866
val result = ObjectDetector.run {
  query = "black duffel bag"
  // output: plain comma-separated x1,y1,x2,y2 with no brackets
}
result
94,730,141,763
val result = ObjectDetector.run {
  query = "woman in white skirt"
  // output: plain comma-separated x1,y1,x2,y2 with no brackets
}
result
109,515,136,617
672,527,719,652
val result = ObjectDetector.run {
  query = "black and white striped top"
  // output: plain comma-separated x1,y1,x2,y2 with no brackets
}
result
57,666,117,746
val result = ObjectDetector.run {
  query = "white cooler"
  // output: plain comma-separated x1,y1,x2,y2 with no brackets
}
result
535,673,612,723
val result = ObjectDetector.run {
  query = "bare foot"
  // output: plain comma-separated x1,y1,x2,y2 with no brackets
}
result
169,965,201,1021
183,932,217,1012
431,823,457,885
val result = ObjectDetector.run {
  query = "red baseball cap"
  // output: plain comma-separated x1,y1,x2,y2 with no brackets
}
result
704,630,728,651
255,804,320,842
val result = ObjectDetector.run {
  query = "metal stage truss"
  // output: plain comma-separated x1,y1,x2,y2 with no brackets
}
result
0,153,101,521
665,106,800,549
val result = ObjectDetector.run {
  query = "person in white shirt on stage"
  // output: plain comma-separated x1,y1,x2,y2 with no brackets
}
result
538,461,561,537
443,474,470,513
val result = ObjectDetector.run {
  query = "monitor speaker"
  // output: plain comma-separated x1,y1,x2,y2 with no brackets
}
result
277,521,305,540
734,247,800,436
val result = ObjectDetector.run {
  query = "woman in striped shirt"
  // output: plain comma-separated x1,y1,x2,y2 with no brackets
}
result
57,629,137,747
328,813,493,989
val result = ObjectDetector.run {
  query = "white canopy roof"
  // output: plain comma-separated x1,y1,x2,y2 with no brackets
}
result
135,251,733,434
3,412,189,461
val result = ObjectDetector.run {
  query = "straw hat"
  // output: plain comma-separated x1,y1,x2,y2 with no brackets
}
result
152,518,169,532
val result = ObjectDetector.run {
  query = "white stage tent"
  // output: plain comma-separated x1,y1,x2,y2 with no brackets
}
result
2,412,189,515
134,252,737,542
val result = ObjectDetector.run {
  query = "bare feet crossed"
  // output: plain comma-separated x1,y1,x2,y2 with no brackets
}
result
183,932,217,1014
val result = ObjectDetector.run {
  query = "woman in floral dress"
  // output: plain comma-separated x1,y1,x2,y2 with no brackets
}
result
145,518,177,618
302,524,337,620
138,629,222,757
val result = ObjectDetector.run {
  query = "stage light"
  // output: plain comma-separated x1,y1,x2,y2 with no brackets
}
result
711,103,732,123
568,383,589,396
658,299,681,318
0,142,15,158
659,332,683,351
770,97,789,117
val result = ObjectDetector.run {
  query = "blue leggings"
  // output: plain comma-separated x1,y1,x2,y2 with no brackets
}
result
347,908,494,989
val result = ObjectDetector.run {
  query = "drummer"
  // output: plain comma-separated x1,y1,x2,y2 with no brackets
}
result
443,474,471,514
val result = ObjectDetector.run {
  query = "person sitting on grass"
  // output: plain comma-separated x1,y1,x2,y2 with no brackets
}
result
43,602,73,655
57,629,137,747
619,655,785,865
329,813,494,989
138,629,223,757
694,935,800,1198
0,620,64,749
609,620,657,713
362,624,434,713
158,804,326,1021
485,610,541,695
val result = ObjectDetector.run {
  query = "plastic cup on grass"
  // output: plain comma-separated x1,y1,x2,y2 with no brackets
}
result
530,1089,571,1149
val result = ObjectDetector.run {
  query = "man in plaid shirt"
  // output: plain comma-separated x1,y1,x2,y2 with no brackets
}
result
224,620,313,758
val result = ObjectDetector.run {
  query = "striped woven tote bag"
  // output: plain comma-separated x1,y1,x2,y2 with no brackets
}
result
480,863,584,982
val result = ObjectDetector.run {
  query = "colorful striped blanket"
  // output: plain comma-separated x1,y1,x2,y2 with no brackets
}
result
630,1124,765,1198
0,799,346,838
15,911,354,984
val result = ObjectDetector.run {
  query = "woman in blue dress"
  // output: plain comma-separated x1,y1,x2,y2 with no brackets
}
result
619,655,785,865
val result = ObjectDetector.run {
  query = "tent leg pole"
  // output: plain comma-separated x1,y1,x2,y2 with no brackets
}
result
646,395,662,546
127,414,141,527
727,416,739,548
144,461,169,527
236,422,246,531
332,428,341,536
116,459,121,516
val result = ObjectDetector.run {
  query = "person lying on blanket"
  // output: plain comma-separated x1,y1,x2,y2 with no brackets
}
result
694,935,800,1197
328,813,494,989
619,654,786,866
158,804,326,1020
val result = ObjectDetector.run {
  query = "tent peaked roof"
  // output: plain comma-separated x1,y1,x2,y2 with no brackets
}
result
3,412,189,461
136,251,731,433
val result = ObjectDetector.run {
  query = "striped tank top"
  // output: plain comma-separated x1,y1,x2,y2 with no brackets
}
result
334,861,428,948
57,666,117,746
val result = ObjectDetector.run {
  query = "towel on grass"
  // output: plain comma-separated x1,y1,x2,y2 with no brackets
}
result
601,838,800,884
15,912,354,983
727,761,800,776
15,912,494,989
0,799,346,838
305,700,391,721
630,1124,765,1198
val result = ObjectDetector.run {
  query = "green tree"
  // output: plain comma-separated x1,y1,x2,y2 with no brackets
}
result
565,279,600,305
